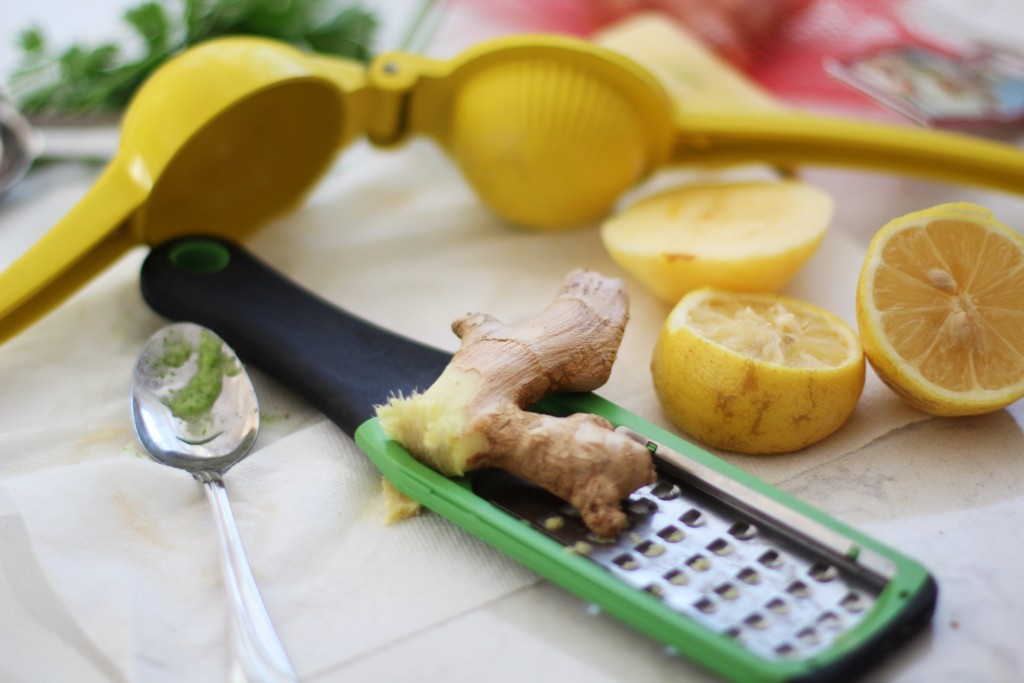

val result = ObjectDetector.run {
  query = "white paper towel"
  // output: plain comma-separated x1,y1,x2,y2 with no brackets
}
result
2,6,1024,678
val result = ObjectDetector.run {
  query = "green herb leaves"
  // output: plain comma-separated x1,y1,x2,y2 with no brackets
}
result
8,0,378,119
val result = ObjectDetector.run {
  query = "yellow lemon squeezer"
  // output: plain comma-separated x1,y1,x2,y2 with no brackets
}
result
4,33,1024,343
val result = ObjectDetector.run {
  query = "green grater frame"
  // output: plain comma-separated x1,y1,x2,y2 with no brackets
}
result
355,393,936,683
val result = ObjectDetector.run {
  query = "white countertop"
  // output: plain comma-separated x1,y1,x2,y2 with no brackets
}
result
2,2,1024,682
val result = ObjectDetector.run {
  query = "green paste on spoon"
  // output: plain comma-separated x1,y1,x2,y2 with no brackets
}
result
161,330,241,420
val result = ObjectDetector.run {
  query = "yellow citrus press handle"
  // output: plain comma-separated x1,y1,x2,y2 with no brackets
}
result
0,42,369,346
0,162,146,343
671,111,1024,194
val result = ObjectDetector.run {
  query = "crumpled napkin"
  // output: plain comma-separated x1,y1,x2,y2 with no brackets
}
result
0,290,537,681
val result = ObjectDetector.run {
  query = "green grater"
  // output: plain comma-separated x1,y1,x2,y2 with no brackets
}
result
140,236,937,683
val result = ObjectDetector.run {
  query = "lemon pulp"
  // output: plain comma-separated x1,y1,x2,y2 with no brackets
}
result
685,296,856,370
857,203,1024,415
653,288,864,455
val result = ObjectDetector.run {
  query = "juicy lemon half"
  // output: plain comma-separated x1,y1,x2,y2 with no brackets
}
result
856,203,1024,416
652,288,865,454
601,180,833,304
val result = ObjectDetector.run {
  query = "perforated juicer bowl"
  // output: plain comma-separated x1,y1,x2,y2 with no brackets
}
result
388,38,677,229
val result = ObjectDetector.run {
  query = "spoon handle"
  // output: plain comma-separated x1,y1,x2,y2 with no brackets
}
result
201,473,299,683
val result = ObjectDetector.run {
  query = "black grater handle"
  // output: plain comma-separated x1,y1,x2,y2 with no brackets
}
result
140,236,452,436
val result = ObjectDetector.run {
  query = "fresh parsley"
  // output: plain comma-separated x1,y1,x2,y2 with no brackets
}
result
8,0,379,119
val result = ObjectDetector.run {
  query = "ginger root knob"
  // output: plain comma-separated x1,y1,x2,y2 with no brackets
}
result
376,270,655,537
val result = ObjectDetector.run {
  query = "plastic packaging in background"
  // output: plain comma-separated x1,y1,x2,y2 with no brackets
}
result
452,0,1024,126
746,0,1024,126
827,43,1024,129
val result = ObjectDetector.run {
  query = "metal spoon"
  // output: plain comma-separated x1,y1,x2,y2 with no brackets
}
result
131,322,298,683
0,92,39,197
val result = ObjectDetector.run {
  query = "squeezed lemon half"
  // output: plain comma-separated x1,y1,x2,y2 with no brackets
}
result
856,203,1024,416
652,288,865,454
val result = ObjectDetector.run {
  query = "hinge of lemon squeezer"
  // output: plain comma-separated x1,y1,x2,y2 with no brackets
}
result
365,51,451,148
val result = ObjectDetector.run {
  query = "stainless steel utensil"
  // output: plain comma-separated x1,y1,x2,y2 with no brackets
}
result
131,322,298,683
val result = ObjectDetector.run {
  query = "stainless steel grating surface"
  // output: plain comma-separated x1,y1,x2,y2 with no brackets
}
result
561,478,878,660
473,437,887,663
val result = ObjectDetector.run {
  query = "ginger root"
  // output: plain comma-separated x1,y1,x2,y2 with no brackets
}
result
376,270,655,538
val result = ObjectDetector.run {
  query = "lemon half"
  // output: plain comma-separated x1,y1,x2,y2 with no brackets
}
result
652,288,865,454
601,181,833,304
856,203,1024,416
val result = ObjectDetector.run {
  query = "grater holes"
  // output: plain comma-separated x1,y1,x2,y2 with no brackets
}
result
818,611,844,630
628,497,658,516
475,443,887,662
635,540,666,558
612,553,640,570
714,582,740,600
650,481,681,500
809,562,839,582
664,568,689,586
775,643,797,658
724,626,742,640
707,538,734,556
694,597,717,614
744,612,771,630
786,580,811,599
737,567,762,585
680,509,706,527
728,521,757,540
758,550,784,569
797,627,821,646
644,583,666,599
686,554,712,572
840,592,867,613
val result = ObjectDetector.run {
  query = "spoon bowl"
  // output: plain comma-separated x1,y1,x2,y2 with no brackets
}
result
132,322,298,682
132,321,259,473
